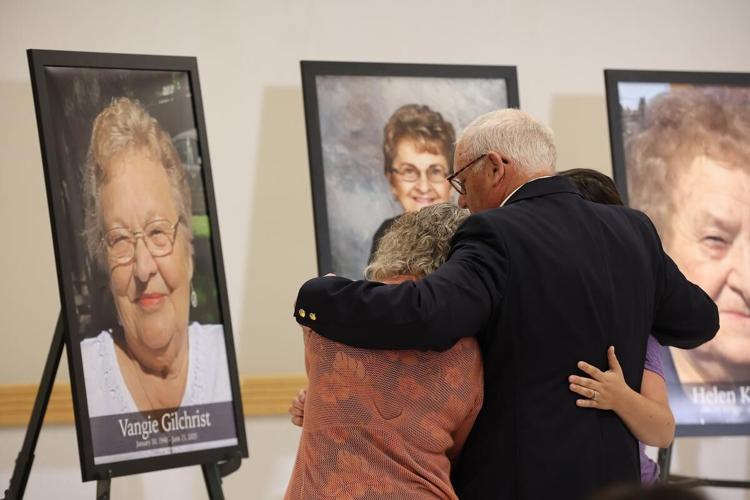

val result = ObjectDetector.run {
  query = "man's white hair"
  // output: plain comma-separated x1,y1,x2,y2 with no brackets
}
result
457,108,557,174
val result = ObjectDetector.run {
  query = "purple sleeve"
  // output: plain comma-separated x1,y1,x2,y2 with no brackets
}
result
643,335,664,378
640,336,666,484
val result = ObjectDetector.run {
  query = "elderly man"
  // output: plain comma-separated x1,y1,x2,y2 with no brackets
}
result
294,109,718,499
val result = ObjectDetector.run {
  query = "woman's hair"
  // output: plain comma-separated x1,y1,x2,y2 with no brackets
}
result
457,108,556,175
82,97,193,268
559,168,623,206
365,203,469,281
382,104,456,174
625,86,750,235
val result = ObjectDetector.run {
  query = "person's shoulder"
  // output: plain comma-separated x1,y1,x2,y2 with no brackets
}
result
619,207,664,246
587,202,660,238
599,203,653,226
450,210,507,251
457,208,504,231
461,204,544,240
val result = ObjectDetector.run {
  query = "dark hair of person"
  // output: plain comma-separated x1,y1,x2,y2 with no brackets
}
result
559,168,624,206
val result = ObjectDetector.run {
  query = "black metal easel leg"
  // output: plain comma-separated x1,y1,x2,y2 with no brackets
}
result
657,443,673,483
96,471,111,500
202,463,223,500
202,452,242,500
2,311,243,500
658,441,750,490
3,314,65,500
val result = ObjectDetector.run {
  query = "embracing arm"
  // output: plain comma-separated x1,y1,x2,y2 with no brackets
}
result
642,214,719,348
570,347,675,448
624,369,675,448
294,213,508,351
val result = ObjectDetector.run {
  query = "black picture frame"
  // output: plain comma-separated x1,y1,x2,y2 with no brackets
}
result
301,60,519,278
27,49,248,481
605,69,750,437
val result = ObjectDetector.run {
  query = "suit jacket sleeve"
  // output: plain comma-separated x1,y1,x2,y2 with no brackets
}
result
294,213,508,351
645,214,720,348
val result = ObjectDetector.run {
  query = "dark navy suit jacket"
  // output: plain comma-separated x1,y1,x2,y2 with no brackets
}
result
295,176,718,499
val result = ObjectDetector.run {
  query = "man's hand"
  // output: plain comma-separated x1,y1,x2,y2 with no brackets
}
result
289,388,307,427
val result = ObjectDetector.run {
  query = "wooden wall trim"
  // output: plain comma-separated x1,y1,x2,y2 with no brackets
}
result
0,374,307,427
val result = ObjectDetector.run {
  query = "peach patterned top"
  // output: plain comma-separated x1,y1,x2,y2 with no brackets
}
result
285,325,483,499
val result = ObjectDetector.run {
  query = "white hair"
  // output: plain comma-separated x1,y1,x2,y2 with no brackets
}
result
457,108,556,174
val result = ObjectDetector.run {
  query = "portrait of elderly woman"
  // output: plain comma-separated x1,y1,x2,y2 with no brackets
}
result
369,104,455,257
620,83,750,422
28,55,244,479
79,97,232,420
304,64,515,278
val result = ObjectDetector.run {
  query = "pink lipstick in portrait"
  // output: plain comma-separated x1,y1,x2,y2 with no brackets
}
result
137,293,166,309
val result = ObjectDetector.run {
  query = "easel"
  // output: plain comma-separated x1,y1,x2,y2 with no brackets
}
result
658,441,750,490
2,314,241,500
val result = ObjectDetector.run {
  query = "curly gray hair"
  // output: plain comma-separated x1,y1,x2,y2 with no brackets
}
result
365,203,469,281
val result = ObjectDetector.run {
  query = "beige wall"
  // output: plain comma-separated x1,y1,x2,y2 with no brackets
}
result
1,0,750,498
3,0,750,381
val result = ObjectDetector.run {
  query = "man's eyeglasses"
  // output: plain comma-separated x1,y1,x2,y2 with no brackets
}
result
103,217,182,264
389,164,449,183
447,154,486,195
447,153,508,195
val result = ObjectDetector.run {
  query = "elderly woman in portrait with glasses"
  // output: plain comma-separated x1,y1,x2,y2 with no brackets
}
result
80,97,231,418
369,104,456,259
620,87,750,429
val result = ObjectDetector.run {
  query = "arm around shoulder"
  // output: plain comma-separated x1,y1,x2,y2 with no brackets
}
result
653,251,719,348
639,212,719,348
294,213,509,351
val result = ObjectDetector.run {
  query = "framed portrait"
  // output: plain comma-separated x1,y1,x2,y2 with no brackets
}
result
27,49,248,480
605,69,750,436
301,60,519,279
